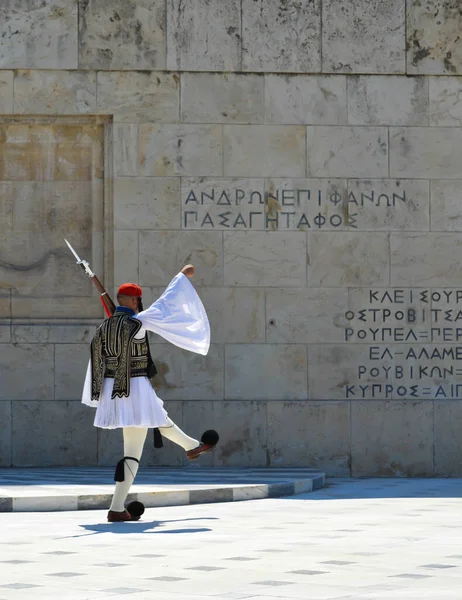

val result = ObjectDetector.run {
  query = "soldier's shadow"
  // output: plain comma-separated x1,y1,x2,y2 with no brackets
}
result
62,517,218,539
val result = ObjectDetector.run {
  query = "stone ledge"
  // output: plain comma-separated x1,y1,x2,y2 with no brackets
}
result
0,467,325,513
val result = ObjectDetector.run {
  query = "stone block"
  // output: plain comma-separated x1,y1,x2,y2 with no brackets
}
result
0,343,54,401
97,401,184,467
181,73,264,124
351,400,434,476
113,124,138,177
97,72,179,123
322,0,405,73
429,77,462,125
265,75,347,125
0,321,11,343
391,233,462,287
430,180,462,231
198,287,266,344
213,401,268,467
347,179,430,231
390,127,462,179
11,322,98,344
55,343,89,401
407,0,462,74
242,0,321,73
267,401,350,475
14,70,97,114
151,343,223,401
0,0,77,69
263,178,347,232
79,0,165,70
167,0,240,71
0,71,13,113
114,230,138,288
12,401,97,466
307,232,390,287
181,178,266,231
114,178,181,230
139,124,223,177
139,230,223,287
348,76,428,126
307,126,388,178
225,344,307,400
434,401,462,476
267,288,348,344
308,344,380,401
224,231,307,287
0,401,11,466
224,125,305,178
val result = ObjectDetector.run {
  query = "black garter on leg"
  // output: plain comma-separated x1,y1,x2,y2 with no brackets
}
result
114,456,140,482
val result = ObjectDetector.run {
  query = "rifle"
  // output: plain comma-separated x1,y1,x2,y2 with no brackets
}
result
64,239,115,317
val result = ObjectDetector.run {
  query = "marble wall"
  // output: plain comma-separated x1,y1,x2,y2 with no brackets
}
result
1,0,462,476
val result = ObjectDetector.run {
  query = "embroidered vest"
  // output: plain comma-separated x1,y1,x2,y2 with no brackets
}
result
90,313,157,401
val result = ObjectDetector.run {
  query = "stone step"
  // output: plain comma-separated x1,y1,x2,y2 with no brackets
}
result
0,467,326,513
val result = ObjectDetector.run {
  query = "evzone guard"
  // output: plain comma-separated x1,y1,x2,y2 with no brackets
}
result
65,240,219,522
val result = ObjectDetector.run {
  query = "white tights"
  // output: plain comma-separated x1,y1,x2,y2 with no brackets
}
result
109,418,199,512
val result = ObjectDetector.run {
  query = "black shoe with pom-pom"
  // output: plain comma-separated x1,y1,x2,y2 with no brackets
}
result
186,430,219,460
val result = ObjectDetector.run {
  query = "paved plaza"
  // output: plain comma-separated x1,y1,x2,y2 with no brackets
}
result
1,477,462,599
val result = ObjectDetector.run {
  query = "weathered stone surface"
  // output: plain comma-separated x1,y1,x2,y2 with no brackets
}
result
167,0,240,71
391,233,462,287
55,343,89,401
14,70,97,114
407,0,462,74
347,179,430,231
307,127,388,178
113,124,138,177
224,231,307,287
97,72,179,123
265,75,346,125
181,178,266,231
0,320,11,342
139,230,223,287
79,0,165,70
266,288,348,344
0,0,77,69
0,71,13,113
114,230,138,287
139,124,222,177
198,287,266,344
12,401,97,466
11,322,98,344
114,178,181,230
181,73,264,124
225,344,307,400
348,76,428,125
390,127,462,179
214,401,267,467
351,401,434,476
267,401,350,474
152,343,223,401
308,345,377,401
0,401,11,466
430,76,462,125
322,0,405,73
434,401,462,476
0,343,54,400
308,232,390,287
242,0,321,73
224,125,305,177
430,180,462,231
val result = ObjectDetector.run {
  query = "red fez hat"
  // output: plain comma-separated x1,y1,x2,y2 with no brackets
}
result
117,283,142,297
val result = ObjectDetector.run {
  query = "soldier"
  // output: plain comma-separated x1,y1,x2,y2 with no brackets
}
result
81,264,218,522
